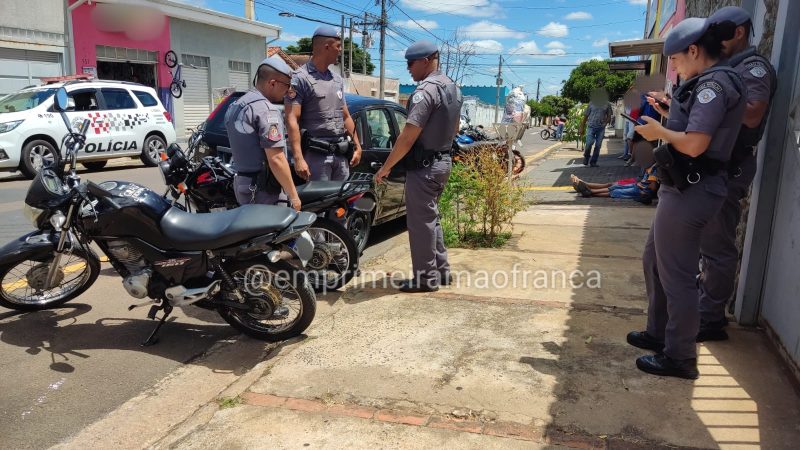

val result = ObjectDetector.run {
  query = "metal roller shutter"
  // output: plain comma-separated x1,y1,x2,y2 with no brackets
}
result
181,54,211,129
0,48,63,96
228,60,251,91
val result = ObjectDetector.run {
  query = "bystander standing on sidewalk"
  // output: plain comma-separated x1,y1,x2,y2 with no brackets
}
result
580,89,613,167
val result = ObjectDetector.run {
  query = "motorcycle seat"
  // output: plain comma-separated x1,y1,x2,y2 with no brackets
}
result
295,181,344,203
160,205,296,250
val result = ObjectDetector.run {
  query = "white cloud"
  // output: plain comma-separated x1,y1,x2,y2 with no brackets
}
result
394,19,439,30
400,0,503,18
278,32,302,43
576,54,604,63
462,20,527,39
546,41,566,49
592,38,609,47
510,41,566,58
564,11,592,20
628,0,648,4
537,22,568,38
461,39,503,54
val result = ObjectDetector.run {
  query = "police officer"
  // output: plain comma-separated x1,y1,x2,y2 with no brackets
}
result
627,17,746,379
285,25,362,182
225,56,301,210
697,6,776,342
375,40,463,293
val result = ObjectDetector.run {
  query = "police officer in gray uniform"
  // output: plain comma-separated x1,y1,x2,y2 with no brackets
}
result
375,40,463,293
285,25,362,182
225,56,301,210
697,6,777,342
627,17,746,379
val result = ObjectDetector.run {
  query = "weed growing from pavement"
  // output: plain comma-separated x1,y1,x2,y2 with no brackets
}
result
218,396,242,409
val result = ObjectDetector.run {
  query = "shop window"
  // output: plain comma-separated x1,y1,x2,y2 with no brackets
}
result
101,88,136,110
132,90,158,107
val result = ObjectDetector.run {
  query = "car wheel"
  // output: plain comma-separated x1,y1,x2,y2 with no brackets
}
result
81,160,108,171
20,139,59,178
141,134,166,167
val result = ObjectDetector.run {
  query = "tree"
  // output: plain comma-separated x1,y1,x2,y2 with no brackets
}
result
539,95,575,117
285,37,375,75
526,100,555,118
561,60,635,103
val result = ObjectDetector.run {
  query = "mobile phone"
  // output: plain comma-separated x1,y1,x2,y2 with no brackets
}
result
647,94,670,110
621,112,639,124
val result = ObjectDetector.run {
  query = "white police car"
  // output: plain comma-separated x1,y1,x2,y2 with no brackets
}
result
0,80,176,178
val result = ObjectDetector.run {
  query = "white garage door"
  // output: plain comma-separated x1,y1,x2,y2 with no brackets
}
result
228,60,251,91
0,48,63,96
181,54,211,129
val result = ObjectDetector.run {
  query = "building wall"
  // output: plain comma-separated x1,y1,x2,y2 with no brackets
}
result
71,2,172,87
168,17,266,133
347,73,400,102
0,0,64,35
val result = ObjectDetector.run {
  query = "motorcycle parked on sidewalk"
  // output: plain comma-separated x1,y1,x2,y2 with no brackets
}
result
158,130,374,292
0,88,319,345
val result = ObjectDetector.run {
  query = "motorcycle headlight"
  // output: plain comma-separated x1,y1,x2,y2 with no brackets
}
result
23,204,44,227
49,211,66,229
0,120,24,134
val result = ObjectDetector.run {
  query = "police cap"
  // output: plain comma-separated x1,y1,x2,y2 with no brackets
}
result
256,55,292,78
313,25,341,39
405,40,438,61
663,17,710,56
708,6,751,26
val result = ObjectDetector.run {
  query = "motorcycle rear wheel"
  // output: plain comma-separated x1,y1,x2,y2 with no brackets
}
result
0,249,100,311
306,219,359,292
217,260,316,341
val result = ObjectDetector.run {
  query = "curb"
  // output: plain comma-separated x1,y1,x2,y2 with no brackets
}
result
520,141,562,178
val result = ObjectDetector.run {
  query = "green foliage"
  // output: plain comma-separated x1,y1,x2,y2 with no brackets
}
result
217,396,242,409
562,103,588,148
540,95,575,117
562,60,636,103
440,146,526,248
285,37,375,75
526,100,554,118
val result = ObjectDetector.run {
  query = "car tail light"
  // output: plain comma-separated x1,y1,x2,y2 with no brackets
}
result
347,193,365,204
163,110,172,122
207,95,230,121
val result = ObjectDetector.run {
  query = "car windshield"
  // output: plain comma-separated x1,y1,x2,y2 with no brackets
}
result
0,88,57,114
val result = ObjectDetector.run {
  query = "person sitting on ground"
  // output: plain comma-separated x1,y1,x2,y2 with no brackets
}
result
572,163,659,204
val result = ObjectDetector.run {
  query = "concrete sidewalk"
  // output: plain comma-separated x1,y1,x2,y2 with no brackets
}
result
57,137,800,449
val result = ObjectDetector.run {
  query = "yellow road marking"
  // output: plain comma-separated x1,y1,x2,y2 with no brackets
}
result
2,261,88,292
523,186,575,191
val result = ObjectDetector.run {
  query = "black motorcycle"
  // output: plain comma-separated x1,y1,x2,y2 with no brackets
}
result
0,88,319,346
158,133,375,292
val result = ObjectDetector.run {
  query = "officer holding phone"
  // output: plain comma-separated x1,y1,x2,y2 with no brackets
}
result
627,17,745,379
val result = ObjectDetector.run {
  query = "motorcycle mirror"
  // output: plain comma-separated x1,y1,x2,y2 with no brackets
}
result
54,88,69,112
166,143,181,158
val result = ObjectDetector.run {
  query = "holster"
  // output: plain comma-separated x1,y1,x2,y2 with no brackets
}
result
728,126,759,177
402,143,444,170
239,163,280,198
653,143,725,191
303,129,353,160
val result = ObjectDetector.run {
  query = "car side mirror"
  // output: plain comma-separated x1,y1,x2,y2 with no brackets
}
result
54,88,69,112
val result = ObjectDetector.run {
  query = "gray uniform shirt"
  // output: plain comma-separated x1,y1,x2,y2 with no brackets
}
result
406,70,464,153
583,102,612,128
289,61,346,138
224,89,286,173
728,46,776,140
665,66,746,162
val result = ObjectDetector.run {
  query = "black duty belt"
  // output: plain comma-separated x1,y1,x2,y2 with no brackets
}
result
236,171,261,178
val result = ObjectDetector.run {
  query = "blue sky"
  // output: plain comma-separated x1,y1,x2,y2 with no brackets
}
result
195,0,648,98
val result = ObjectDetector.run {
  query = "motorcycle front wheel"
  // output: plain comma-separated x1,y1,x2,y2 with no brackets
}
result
217,260,316,341
539,129,550,140
0,249,100,311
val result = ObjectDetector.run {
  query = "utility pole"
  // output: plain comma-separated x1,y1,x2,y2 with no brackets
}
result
379,0,387,99
348,17,354,78
494,55,503,124
340,15,346,79
536,78,541,101
362,12,368,75
245,0,254,20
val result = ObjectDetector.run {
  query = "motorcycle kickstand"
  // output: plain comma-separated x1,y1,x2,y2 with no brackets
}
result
141,303,173,347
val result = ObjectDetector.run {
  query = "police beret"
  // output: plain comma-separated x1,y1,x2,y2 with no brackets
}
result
257,56,292,78
708,6,751,26
313,25,340,39
405,40,438,60
663,17,710,55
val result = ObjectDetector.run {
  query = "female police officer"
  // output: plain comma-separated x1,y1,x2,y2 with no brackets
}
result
627,17,745,379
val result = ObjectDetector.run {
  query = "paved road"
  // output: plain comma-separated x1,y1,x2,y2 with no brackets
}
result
0,159,405,449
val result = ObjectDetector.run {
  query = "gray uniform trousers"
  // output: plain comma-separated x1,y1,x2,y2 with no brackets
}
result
233,174,281,206
306,151,350,181
405,155,451,285
644,175,728,360
698,154,757,324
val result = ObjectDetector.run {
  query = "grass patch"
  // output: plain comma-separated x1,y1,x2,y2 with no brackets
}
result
217,396,242,409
